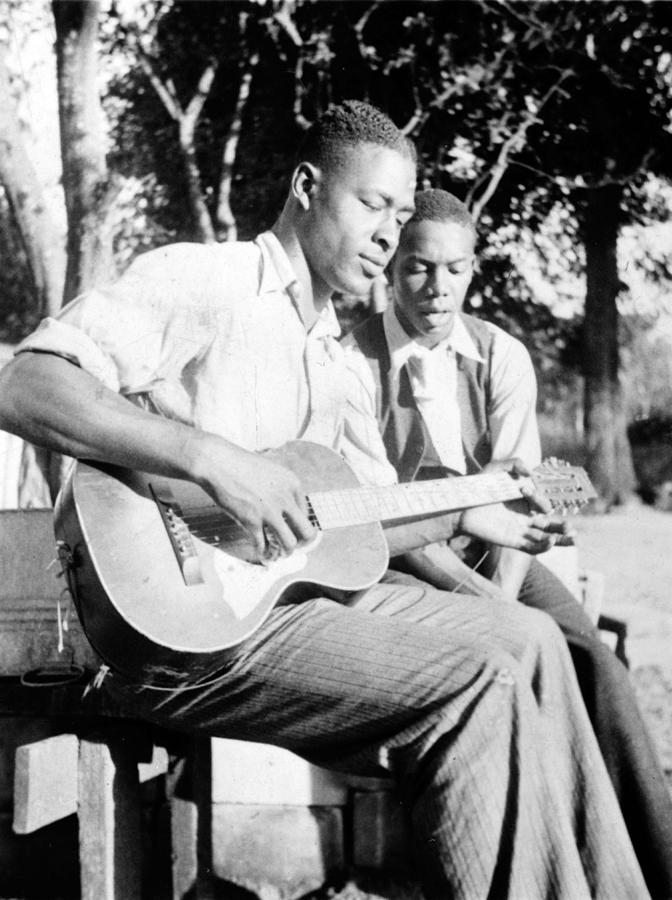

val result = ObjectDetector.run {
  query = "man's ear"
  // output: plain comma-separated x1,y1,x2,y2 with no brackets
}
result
291,162,320,211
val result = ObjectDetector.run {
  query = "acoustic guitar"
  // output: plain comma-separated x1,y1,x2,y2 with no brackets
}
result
54,440,596,687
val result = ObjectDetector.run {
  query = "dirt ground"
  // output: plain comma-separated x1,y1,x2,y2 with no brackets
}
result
575,503,672,776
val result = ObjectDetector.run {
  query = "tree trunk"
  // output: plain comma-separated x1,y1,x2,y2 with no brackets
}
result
216,51,259,242
0,49,65,316
582,183,637,506
18,0,116,508
179,122,217,244
53,0,117,303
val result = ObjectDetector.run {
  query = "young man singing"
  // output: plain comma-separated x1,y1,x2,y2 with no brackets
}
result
344,187,672,897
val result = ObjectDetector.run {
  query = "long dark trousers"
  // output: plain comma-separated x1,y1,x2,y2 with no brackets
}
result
519,559,672,899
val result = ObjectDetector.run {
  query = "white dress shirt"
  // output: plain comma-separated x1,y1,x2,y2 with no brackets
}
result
17,232,346,455
341,304,542,486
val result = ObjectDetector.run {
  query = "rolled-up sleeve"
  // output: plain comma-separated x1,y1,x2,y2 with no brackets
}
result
488,327,542,468
16,244,221,396
18,312,124,391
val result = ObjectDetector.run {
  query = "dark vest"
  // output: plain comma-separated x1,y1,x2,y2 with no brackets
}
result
349,311,496,483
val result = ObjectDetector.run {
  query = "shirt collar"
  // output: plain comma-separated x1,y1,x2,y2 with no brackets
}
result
255,231,340,340
383,303,484,374
256,231,300,296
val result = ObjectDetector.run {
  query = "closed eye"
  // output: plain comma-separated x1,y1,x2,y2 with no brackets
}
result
361,198,383,212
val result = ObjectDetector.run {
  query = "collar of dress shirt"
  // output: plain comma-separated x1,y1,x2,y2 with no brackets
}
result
383,303,485,377
255,231,340,340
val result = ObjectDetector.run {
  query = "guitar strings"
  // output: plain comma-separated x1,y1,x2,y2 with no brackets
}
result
168,464,587,546
175,498,583,545
179,512,322,545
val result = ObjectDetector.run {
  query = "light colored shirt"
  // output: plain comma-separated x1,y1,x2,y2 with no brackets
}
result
342,303,542,486
17,232,346,454
388,308,474,474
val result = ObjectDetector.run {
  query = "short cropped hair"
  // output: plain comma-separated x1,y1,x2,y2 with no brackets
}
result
410,189,476,236
297,100,417,174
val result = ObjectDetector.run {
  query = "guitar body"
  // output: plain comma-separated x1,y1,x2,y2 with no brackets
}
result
55,441,388,687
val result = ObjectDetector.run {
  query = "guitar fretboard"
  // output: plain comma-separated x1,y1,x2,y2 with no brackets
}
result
308,472,528,530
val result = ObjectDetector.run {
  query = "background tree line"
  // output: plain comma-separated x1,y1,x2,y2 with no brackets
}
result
1,0,672,506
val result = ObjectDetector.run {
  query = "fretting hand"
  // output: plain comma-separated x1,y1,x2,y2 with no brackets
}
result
459,498,574,555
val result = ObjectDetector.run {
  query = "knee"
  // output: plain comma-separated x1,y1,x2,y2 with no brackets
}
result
509,602,568,650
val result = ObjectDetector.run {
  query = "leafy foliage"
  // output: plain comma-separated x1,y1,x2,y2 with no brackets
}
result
2,0,672,496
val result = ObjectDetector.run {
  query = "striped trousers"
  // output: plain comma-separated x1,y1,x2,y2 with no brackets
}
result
104,572,650,900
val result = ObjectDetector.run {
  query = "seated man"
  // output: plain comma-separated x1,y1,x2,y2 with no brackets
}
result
344,187,672,897
0,103,652,899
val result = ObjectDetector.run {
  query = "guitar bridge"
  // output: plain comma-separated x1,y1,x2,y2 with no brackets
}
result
150,481,205,586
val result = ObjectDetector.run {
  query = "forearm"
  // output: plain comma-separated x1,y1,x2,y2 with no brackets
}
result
386,499,574,560
0,352,219,485
383,511,462,556
393,543,503,599
484,546,532,602
0,353,324,555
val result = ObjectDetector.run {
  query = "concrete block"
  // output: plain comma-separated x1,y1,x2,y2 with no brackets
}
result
0,718,53,810
13,733,79,833
211,738,348,806
211,803,344,900
352,789,412,872
138,744,169,783
538,544,580,599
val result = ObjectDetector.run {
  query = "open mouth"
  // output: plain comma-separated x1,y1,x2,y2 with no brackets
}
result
419,310,454,325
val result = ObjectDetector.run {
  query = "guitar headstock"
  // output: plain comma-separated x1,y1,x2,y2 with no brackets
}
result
531,458,598,512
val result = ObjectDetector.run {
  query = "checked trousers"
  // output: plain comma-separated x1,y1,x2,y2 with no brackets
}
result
103,571,650,900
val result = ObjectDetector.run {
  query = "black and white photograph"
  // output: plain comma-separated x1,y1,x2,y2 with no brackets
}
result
0,1,671,897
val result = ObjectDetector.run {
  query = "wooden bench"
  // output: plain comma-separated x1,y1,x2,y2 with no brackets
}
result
0,509,210,899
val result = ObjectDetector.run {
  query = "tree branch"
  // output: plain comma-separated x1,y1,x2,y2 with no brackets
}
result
356,2,380,34
293,54,312,131
132,38,182,121
216,51,259,241
274,0,302,47
467,69,573,222
181,60,218,144
120,19,218,243
401,80,461,137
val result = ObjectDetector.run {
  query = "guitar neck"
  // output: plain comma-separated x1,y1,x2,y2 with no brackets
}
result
307,472,529,530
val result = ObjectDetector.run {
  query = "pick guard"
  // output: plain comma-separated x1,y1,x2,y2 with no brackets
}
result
207,535,317,620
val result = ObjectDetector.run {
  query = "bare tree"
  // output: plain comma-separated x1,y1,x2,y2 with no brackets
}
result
0,44,64,316
133,39,219,243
